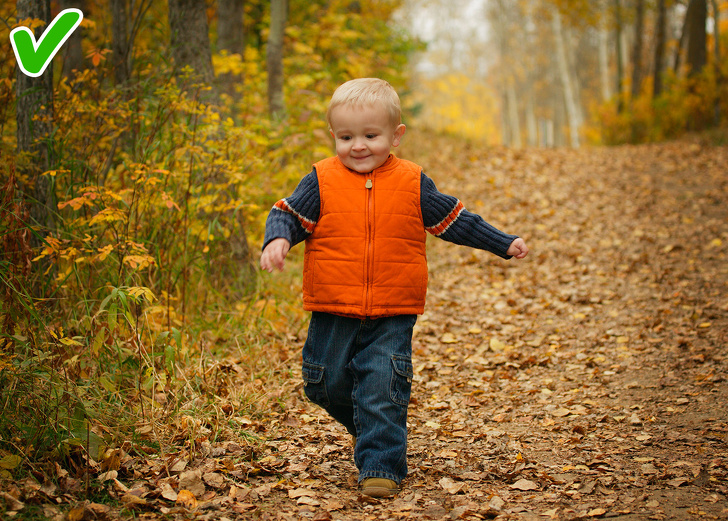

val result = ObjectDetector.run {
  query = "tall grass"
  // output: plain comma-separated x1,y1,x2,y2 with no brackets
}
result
0,2,419,502
0,66,311,486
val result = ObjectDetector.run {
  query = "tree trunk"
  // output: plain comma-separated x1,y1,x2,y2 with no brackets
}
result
506,83,522,148
674,0,696,73
267,0,287,117
217,0,245,105
218,0,245,55
168,0,215,85
710,0,722,124
685,0,707,76
61,0,86,80
526,93,537,147
653,0,667,98
631,0,645,99
599,3,612,102
111,0,130,84
552,8,581,147
500,92,510,146
564,24,585,129
16,0,55,240
710,0,721,67
614,0,625,112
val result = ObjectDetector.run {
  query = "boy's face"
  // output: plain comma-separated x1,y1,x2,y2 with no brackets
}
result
329,103,406,174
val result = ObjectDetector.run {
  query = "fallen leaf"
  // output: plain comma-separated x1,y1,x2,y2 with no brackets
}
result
100,448,121,472
487,495,506,511
0,491,25,512
121,493,148,508
441,332,458,344
0,454,22,470
169,459,187,473
297,495,321,506
588,507,607,517
203,472,225,488
160,482,178,501
489,337,506,352
66,506,86,521
325,499,345,511
98,470,117,482
510,478,539,491
312,510,333,521
178,469,205,496
288,487,317,499
253,484,272,498
439,476,467,494
176,489,198,509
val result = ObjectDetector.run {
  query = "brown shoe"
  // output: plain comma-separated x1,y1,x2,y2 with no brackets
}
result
361,478,398,497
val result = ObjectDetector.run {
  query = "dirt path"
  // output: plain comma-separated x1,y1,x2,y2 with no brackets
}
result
3,139,725,521
61,137,726,521
237,137,727,521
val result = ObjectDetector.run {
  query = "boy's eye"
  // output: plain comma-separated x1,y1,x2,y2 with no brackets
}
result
339,136,351,141
366,134,377,139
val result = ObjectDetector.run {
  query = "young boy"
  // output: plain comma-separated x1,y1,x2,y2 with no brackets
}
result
260,78,528,497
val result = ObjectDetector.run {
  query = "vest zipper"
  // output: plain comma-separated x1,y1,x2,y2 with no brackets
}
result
364,173,374,315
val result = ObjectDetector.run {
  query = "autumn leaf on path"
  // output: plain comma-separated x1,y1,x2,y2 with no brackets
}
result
19,135,727,521
439,476,467,494
510,478,539,491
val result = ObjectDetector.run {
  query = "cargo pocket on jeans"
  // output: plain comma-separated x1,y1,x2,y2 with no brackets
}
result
390,355,414,406
302,361,329,408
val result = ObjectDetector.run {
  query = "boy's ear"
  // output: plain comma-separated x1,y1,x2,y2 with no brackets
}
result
392,124,406,147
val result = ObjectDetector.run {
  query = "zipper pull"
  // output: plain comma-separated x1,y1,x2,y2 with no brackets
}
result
365,179,373,189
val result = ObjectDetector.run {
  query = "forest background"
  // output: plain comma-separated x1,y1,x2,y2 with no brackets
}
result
0,0,726,516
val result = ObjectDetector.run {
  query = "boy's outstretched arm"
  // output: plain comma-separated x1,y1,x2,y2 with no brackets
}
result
507,237,529,259
421,172,524,259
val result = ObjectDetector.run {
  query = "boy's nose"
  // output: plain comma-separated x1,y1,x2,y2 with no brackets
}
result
352,139,366,151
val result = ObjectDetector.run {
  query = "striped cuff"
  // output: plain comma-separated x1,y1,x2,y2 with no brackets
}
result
425,200,464,236
273,199,316,234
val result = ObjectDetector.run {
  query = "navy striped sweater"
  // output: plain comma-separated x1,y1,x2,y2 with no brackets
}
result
263,166,518,258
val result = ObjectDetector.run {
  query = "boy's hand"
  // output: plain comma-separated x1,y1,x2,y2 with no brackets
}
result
507,238,529,259
260,238,291,272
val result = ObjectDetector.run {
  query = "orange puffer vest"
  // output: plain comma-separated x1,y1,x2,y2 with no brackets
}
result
303,155,428,318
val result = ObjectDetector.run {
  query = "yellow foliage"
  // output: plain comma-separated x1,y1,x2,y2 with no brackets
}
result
0,0,417,468
599,60,728,145
413,73,501,143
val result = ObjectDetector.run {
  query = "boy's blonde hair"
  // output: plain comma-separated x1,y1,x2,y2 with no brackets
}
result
327,78,402,129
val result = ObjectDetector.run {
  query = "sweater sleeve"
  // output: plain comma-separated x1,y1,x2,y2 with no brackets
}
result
262,170,320,250
420,172,517,259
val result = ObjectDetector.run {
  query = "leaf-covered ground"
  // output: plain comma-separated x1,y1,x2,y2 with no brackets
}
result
7,135,727,520
245,136,728,520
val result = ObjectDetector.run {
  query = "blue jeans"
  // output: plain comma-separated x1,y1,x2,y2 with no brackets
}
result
301,312,416,484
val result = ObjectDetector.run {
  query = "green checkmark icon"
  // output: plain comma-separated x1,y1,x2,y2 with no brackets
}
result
10,8,83,78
